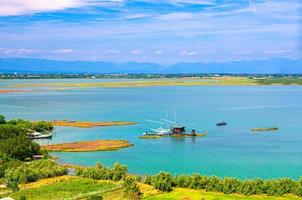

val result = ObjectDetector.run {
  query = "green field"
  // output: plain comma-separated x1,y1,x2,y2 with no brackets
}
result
10,178,120,200
143,188,301,200
6,177,302,200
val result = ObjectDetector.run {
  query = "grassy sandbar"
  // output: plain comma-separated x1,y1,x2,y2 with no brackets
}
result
51,120,136,128
42,140,133,152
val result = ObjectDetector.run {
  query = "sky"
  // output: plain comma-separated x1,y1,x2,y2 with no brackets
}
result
0,0,301,64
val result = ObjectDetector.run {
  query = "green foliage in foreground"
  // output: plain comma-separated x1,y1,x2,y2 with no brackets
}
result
5,159,67,186
75,162,127,181
144,172,302,197
123,176,141,200
0,115,5,124
148,172,173,192
10,178,118,200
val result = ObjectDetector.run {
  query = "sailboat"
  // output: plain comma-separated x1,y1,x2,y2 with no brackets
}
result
27,131,53,139
143,111,171,136
26,128,53,139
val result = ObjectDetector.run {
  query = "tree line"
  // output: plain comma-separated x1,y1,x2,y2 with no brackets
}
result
144,172,302,197
75,163,302,197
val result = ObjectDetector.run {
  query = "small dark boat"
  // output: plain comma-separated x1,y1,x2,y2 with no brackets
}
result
216,121,227,126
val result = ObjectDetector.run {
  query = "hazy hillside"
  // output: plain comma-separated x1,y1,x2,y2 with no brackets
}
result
0,58,301,74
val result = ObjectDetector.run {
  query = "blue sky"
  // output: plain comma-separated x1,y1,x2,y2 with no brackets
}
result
0,0,301,64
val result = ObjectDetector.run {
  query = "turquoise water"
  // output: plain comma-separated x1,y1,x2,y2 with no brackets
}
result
1,79,302,179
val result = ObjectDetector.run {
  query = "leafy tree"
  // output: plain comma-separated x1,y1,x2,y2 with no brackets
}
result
151,172,173,192
221,177,241,194
112,163,127,181
173,175,191,188
205,176,222,192
123,176,141,200
0,134,40,160
76,162,127,181
0,115,6,124
0,124,27,140
144,175,152,185
5,160,67,185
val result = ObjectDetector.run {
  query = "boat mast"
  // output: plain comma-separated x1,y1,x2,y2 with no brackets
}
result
174,109,177,125
165,110,168,129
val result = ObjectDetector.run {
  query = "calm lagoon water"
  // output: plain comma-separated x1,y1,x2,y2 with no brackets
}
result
1,79,302,179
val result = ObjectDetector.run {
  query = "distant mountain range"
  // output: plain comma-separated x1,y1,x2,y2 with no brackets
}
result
0,58,301,74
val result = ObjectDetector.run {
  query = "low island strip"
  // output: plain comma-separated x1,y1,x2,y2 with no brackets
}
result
51,120,137,128
0,89,40,93
42,140,133,152
251,127,278,132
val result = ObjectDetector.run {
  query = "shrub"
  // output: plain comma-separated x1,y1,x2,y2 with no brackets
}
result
221,177,241,194
151,172,173,192
144,175,152,185
0,115,6,124
76,162,127,181
4,159,67,185
189,174,207,189
205,176,222,192
112,163,127,181
123,176,141,200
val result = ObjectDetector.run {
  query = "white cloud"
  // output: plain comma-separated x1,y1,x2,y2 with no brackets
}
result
179,50,198,56
0,0,85,16
52,48,75,53
263,49,292,54
232,50,254,55
130,50,142,54
171,0,215,5
0,0,129,16
0,48,40,55
125,13,151,19
155,50,163,55
107,49,121,54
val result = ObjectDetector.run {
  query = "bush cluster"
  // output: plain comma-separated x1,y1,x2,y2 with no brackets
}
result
75,162,127,181
145,172,302,197
7,118,54,133
122,176,141,200
0,115,53,161
4,159,67,185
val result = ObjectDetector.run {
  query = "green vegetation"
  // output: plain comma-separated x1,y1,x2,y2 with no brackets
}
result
5,159,67,186
10,77,257,88
144,172,302,197
122,176,141,200
251,127,278,131
7,118,54,133
10,178,119,200
75,162,127,181
0,115,53,161
148,172,173,192
0,114,301,200
255,77,302,85
0,115,67,197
